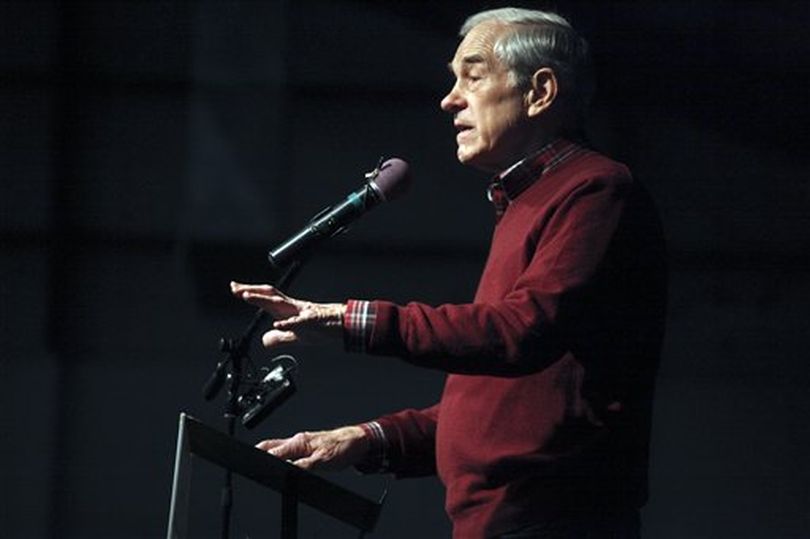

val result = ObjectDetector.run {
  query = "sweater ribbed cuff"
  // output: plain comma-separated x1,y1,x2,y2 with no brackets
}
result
354,421,389,474
343,299,376,353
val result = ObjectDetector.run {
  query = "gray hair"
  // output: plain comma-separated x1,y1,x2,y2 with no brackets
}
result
461,8,594,127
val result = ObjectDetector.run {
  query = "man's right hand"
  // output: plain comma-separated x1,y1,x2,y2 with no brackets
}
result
255,425,370,471
230,281,346,348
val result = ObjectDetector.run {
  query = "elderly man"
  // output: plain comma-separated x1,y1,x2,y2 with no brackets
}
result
231,7,666,539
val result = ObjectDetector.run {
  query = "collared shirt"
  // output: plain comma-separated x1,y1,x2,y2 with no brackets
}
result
487,138,588,219
346,138,588,471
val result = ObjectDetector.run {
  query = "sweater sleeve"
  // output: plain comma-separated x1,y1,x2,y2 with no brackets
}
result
374,404,440,478
365,173,632,375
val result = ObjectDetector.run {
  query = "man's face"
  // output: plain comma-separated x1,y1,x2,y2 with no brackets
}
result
441,22,533,172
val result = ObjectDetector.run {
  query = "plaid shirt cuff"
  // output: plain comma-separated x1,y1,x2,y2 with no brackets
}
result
354,421,389,474
343,299,376,353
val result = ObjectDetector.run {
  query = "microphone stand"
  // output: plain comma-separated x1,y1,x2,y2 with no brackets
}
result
205,260,304,539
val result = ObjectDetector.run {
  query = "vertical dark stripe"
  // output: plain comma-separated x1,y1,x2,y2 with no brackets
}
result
45,1,78,535
273,0,295,240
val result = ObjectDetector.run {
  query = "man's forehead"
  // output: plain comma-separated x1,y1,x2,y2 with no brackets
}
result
448,22,509,72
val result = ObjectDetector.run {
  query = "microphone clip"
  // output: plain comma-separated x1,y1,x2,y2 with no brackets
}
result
364,156,386,182
237,354,298,429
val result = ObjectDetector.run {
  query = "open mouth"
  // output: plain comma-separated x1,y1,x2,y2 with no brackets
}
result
455,124,474,141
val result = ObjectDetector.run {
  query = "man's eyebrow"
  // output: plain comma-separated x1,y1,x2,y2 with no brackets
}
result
447,54,488,73
461,54,487,65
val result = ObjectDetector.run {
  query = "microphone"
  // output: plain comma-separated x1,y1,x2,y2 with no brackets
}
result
267,158,411,270
238,354,298,429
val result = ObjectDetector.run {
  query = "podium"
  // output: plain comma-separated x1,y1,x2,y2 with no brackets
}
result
167,413,383,538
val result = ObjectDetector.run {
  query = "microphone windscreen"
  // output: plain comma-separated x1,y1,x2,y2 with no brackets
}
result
372,158,411,202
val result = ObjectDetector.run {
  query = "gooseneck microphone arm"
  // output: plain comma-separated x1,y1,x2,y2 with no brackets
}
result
267,157,411,272
267,184,379,270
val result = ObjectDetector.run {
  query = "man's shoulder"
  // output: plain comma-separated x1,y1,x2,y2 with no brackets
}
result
527,148,633,203
558,147,633,185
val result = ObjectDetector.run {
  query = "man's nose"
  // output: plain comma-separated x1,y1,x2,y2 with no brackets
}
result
440,83,465,113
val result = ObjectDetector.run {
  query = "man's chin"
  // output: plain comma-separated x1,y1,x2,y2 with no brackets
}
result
457,147,480,167
457,149,498,172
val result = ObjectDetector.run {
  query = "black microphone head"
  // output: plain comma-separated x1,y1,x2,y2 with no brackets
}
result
370,158,411,202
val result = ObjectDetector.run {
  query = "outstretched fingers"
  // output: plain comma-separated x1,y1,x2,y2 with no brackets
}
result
242,293,286,310
230,281,302,319
231,282,280,296
255,438,285,452
272,313,309,329
291,454,320,470
256,432,312,461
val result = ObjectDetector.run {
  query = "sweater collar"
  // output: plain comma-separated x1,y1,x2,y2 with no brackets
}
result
487,138,585,218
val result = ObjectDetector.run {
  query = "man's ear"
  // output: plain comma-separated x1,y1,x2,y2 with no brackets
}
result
526,67,558,117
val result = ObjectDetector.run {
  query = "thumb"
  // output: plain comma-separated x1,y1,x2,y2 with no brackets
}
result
261,329,298,347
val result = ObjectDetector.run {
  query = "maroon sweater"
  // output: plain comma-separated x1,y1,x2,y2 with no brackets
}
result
359,141,667,537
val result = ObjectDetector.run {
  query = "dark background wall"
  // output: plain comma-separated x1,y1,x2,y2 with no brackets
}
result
1,1,808,537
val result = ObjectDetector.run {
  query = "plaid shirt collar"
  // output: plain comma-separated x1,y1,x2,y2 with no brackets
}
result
487,138,586,219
